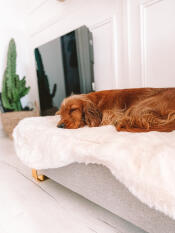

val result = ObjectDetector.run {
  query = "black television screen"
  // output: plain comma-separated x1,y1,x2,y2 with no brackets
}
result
34,25,94,116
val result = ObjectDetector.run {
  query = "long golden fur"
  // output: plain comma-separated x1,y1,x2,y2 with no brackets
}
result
56,88,175,132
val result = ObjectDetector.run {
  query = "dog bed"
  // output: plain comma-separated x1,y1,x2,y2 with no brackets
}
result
13,115,175,220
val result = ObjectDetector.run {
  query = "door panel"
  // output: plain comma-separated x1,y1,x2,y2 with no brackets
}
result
126,0,175,87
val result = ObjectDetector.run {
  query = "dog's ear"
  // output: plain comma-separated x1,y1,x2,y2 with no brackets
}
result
83,101,102,127
55,110,60,115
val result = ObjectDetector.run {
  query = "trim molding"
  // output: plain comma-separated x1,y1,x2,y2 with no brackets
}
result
89,17,113,31
90,16,119,88
29,0,50,15
142,0,164,8
140,0,164,86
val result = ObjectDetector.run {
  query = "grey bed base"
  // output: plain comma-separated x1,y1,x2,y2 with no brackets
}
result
40,163,175,233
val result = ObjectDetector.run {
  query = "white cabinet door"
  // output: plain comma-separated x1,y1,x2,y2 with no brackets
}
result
124,0,175,88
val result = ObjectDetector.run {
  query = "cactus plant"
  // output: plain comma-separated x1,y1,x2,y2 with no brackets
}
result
1,38,30,111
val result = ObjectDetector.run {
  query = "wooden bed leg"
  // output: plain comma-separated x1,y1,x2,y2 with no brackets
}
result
32,169,45,181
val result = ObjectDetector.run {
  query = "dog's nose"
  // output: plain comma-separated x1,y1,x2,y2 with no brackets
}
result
57,123,65,128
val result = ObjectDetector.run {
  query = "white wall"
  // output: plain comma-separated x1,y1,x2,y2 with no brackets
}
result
0,0,31,129
0,2,26,89
25,0,175,101
122,0,175,88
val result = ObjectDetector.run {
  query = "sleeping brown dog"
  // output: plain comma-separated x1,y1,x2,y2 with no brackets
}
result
56,88,175,132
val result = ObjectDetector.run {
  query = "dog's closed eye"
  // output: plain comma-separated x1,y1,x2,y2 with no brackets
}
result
69,105,79,113
70,108,78,113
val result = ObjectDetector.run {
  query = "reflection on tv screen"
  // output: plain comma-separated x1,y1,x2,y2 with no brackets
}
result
34,25,94,116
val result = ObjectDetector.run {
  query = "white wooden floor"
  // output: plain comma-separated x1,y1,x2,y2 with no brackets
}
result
0,129,146,233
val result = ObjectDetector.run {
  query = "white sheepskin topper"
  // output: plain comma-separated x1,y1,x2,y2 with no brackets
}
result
13,116,175,220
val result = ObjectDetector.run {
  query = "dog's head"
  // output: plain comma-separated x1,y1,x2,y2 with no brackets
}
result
56,95,102,129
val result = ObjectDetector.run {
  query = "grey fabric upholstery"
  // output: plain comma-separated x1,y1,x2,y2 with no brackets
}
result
41,163,175,233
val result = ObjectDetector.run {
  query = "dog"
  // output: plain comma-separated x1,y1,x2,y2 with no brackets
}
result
56,88,175,132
